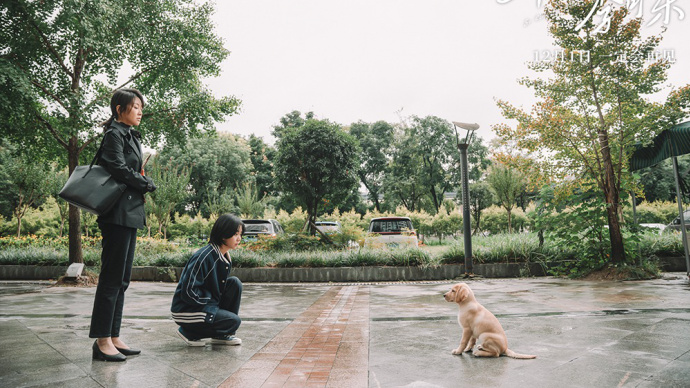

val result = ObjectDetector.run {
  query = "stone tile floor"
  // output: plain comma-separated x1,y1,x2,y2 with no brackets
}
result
0,275,689,387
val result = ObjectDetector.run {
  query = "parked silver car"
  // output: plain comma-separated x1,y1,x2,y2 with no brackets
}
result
315,221,342,234
242,219,285,241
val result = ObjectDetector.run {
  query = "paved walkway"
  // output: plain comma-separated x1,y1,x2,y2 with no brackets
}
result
222,286,368,387
0,274,689,387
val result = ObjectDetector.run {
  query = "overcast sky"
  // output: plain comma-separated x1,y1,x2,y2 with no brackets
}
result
206,0,688,145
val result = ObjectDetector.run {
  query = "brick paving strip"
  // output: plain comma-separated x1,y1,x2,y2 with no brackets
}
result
220,285,370,388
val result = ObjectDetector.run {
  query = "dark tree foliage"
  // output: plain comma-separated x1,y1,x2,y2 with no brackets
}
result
0,0,239,262
275,116,359,234
350,120,394,212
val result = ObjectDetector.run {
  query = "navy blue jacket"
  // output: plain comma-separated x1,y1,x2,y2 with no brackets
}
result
97,120,154,229
171,244,233,325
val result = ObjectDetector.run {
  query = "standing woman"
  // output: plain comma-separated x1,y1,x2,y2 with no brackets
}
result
90,88,156,361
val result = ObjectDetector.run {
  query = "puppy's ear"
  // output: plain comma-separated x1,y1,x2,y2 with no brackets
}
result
455,285,469,303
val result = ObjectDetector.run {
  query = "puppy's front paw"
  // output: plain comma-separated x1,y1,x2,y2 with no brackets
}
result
452,348,463,355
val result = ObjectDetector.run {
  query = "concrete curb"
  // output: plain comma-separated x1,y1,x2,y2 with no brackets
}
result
1,256,684,282
0,262,547,282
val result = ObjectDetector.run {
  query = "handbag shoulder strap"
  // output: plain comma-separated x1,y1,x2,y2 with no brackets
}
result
89,128,115,168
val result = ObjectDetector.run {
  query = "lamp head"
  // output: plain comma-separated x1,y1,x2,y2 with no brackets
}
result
452,122,480,131
452,121,480,145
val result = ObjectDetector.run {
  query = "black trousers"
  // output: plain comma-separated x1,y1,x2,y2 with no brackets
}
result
178,276,242,339
89,222,137,338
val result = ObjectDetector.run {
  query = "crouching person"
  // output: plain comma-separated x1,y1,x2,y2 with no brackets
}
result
171,214,244,346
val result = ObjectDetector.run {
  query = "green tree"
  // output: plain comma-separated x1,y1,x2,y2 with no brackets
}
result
384,116,490,214
494,1,690,262
431,205,461,242
81,207,97,238
160,133,252,216
383,138,427,212
411,116,458,213
636,157,690,203
236,181,266,219
2,146,53,236
467,181,495,235
350,120,395,212
147,157,191,239
247,134,277,198
46,168,69,237
463,137,492,183
486,165,527,233
0,0,239,262
275,118,359,234
203,187,236,221
0,142,16,220
272,110,315,139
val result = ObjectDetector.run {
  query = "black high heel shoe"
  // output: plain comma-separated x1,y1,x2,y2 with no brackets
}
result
92,341,126,362
115,346,141,356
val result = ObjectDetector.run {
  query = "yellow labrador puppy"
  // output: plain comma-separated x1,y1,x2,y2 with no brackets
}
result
444,282,536,359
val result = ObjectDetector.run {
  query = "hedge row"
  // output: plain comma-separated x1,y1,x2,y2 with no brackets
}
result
0,231,683,269
1,197,683,240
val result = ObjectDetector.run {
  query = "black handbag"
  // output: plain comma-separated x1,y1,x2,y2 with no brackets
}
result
59,130,127,215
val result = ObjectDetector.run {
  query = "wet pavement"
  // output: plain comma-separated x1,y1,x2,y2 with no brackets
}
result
0,274,689,388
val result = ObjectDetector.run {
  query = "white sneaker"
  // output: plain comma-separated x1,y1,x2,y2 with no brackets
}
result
210,335,242,346
177,328,206,347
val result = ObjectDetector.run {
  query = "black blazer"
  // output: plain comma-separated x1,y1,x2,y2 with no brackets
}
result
97,120,154,229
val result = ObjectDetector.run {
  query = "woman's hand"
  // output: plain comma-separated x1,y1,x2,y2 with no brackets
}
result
145,176,157,192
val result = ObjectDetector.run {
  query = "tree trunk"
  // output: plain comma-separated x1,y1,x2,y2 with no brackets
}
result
599,129,625,264
589,64,625,265
309,199,319,236
473,212,481,236
14,197,23,237
68,137,83,264
359,175,381,212
430,185,440,213
507,209,513,234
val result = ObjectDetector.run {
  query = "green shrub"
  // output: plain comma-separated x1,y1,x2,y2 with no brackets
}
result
166,213,211,241
326,223,365,248
136,250,194,267
241,234,333,252
440,233,560,264
230,250,266,268
0,247,68,266
481,206,529,235
623,201,681,224
638,231,684,257
0,235,101,249
268,208,307,233
0,228,684,279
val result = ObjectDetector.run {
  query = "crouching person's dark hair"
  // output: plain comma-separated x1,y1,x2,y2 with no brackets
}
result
209,214,245,246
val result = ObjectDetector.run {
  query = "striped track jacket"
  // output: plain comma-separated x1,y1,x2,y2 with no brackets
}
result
171,244,232,325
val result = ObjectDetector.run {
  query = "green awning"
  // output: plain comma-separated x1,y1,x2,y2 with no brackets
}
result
630,121,690,171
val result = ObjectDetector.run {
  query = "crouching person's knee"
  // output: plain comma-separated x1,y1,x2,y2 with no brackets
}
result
228,276,242,292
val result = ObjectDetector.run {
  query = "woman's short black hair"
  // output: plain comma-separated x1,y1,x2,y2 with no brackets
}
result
209,214,245,246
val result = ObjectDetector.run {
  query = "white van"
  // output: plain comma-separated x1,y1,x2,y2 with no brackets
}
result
364,217,418,249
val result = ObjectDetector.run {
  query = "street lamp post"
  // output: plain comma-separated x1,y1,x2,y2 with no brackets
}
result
453,121,479,277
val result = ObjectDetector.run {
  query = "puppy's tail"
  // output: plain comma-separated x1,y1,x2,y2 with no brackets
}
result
504,349,536,359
